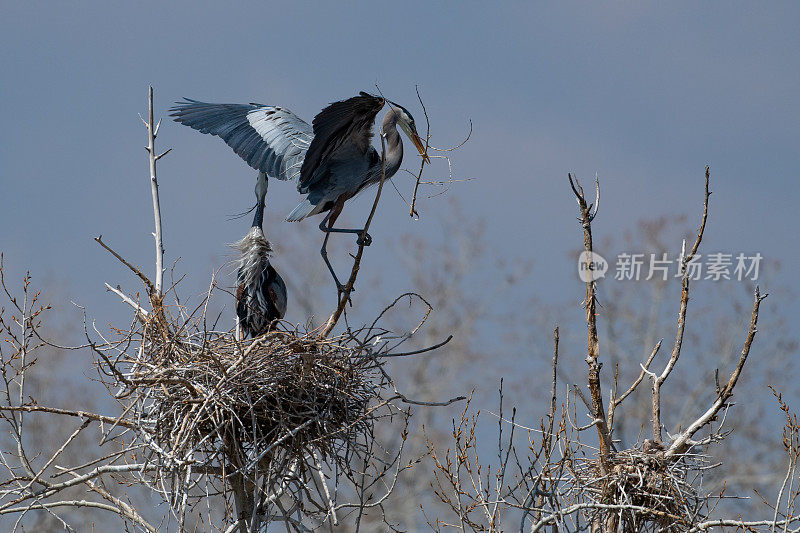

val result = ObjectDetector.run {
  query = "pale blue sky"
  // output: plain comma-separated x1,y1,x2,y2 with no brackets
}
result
1,2,798,354
1,6,799,526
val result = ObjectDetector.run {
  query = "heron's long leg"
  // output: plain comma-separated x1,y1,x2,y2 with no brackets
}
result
318,224,372,245
320,227,345,291
317,203,373,246
319,205,353,303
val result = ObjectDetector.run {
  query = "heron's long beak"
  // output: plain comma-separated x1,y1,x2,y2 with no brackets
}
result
410,131,431,163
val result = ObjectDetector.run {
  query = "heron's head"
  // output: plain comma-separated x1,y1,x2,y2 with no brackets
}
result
389,101,430,163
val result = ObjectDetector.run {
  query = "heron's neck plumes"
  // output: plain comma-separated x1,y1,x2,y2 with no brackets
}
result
381,109,403,179
231,227,272,291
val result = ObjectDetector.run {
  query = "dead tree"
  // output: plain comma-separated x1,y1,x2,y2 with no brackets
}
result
425,168,798,532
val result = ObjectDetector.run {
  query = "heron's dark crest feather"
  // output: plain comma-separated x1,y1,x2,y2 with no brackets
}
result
299,92,385,192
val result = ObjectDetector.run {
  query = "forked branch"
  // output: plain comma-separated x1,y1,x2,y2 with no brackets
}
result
142,85,167,299
569,173,613,468
665,286,767,457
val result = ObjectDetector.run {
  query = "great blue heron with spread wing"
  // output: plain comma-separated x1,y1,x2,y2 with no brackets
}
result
170,92,429,296
232,172,287,338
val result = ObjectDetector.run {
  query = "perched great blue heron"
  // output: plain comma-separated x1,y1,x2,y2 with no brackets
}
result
170,92,429,295
232,172,287,338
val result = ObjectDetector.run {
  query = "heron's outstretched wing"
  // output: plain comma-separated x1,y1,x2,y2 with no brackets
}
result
169,99,313,181
298,92,385,193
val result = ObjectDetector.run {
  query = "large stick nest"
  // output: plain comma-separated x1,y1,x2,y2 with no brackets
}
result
574,443,706,532
108,315,395,476
94,288,442,521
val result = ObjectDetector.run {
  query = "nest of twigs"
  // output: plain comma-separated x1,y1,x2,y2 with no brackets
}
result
94,286,433,522
580,444,705,531
111,317,387,475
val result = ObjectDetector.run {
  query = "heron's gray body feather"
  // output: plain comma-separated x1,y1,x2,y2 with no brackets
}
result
170,99,312,182
299,92,385,193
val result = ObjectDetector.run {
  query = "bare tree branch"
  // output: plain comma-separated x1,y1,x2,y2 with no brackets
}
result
569,173,614,469
666,287,767,458
652,166,711,443
145,85,166,298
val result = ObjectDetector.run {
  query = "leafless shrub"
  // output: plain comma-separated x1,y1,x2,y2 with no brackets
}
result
424,168,800,532
0,255,462,531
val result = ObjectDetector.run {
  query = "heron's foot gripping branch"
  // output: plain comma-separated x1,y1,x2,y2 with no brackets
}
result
356,231,372,247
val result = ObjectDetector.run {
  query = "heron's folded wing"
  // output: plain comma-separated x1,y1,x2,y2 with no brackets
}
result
266,267,288,319
169,99,313,181
298,92,384,193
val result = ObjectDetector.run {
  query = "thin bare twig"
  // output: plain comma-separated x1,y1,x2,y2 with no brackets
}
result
652,166,711,444
409,85,432,218
95,235,154,294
